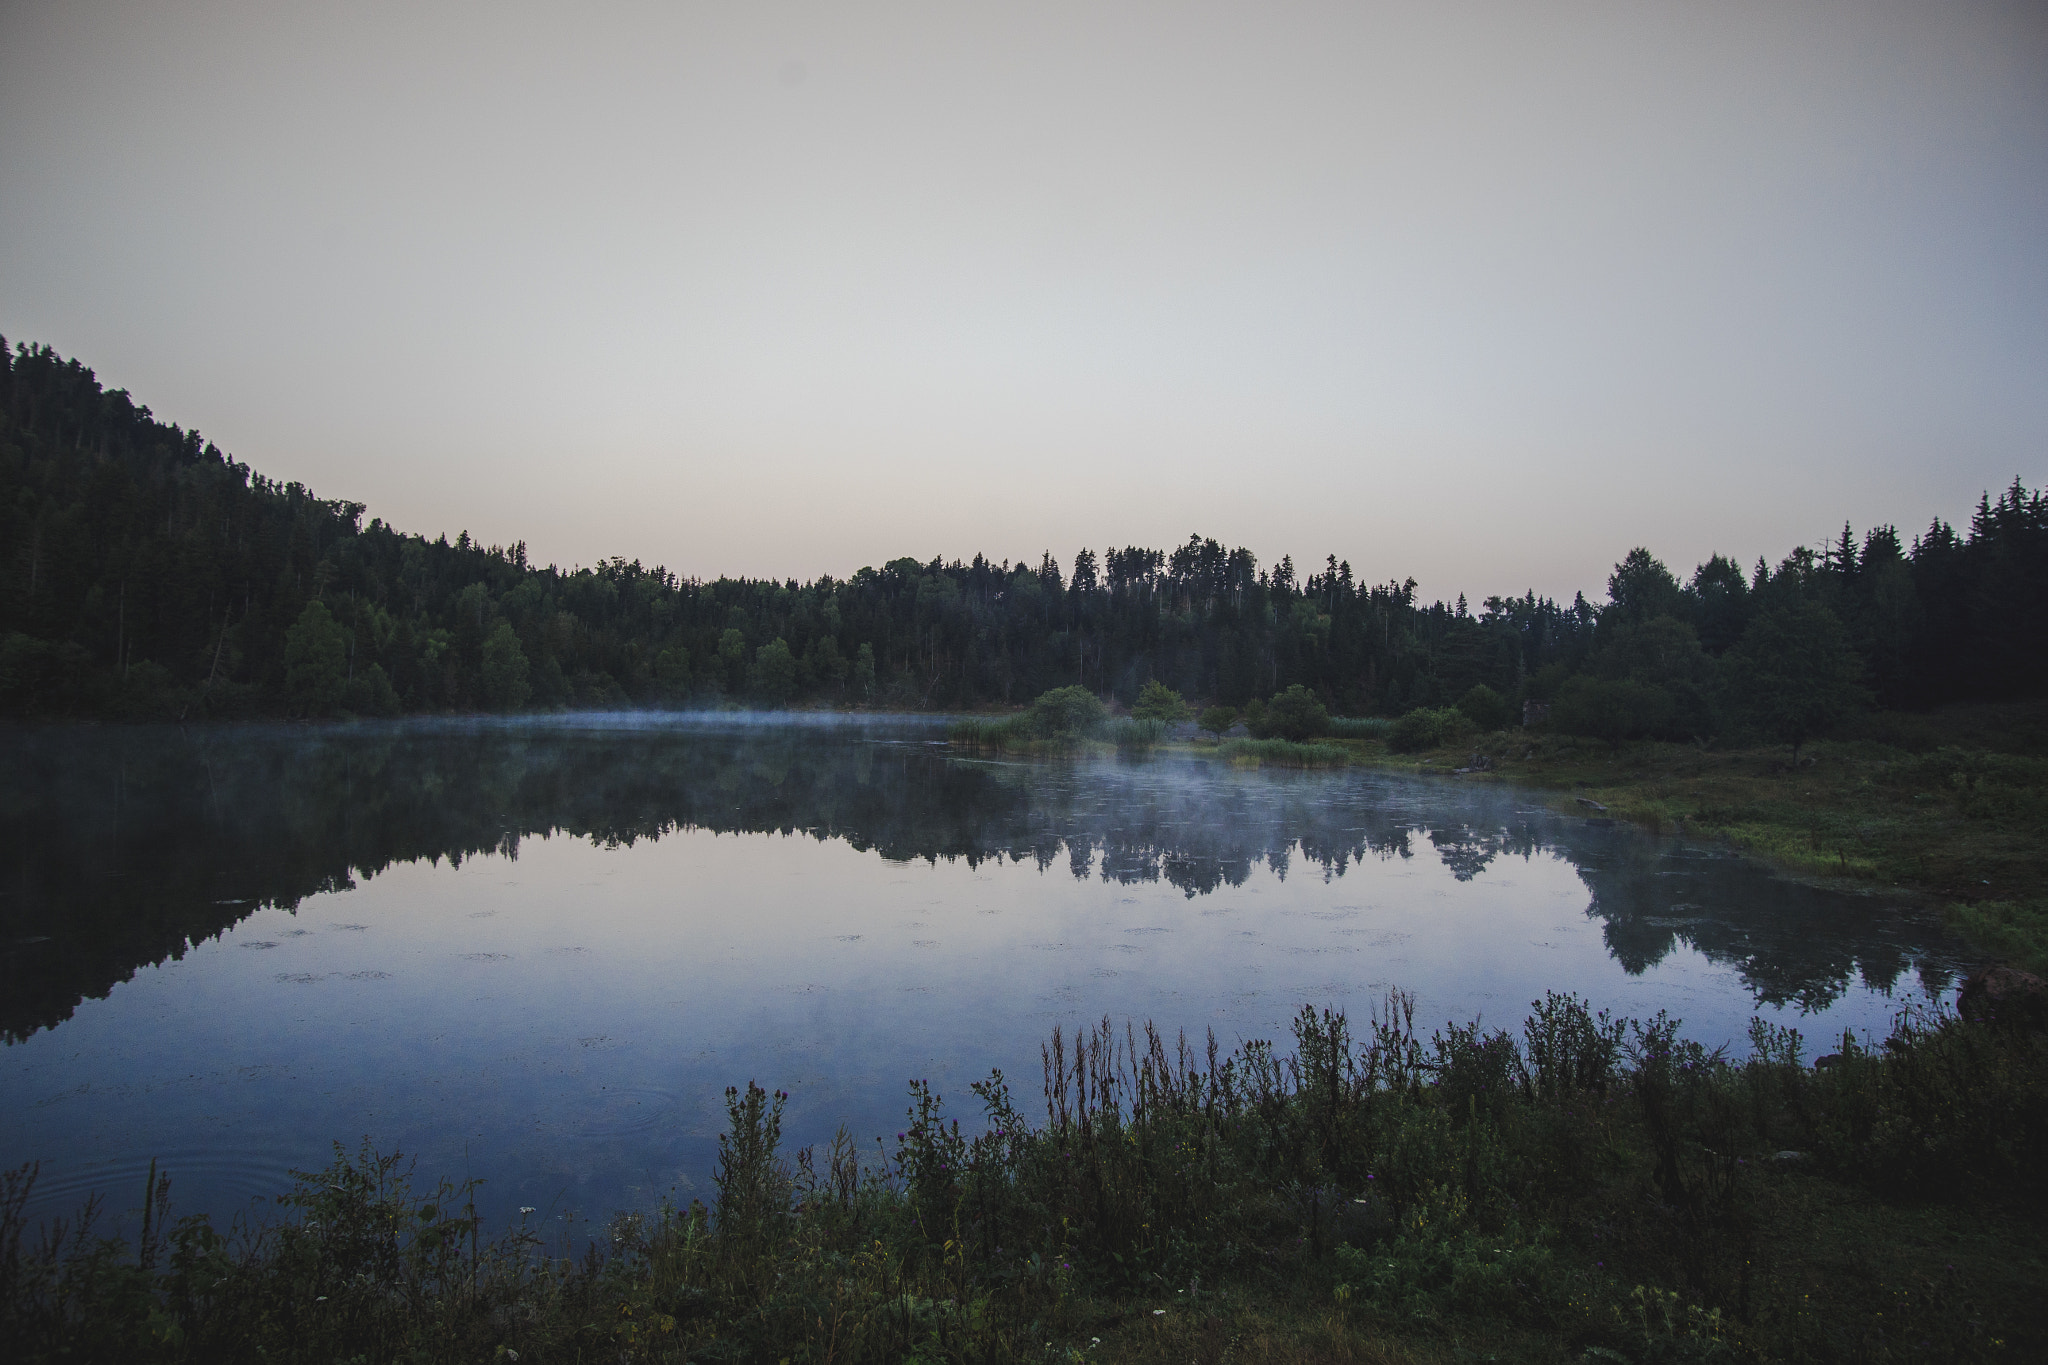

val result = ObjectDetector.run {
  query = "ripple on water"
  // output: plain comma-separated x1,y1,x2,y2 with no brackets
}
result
19,1146,306,1230
577,1087,682,1138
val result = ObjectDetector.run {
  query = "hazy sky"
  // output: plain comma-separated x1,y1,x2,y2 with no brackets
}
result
3,1,2044,602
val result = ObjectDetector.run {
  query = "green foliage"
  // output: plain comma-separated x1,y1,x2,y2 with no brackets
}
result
852,642,877,699
1197,704,1238,740
1026,685,1106,740
945,715,1029,751
1454,683,1510,731
1215,737,1349,767
1551,675,1674,746
750,637,798,706
0,633,92,716
652,644,691,700
1387,706,1476,753
1130,679,1189,724
282,602,348,714
1605,547,1683,626
7,340,2048,728
1327,715,1392,739
1724,601,1869,757
1946,899,2048,974
1249,684,1330,740
478,621,531,710
712,1081,791,1263
716,628,748,694
1584,615,1717,739
1107,717,1167,750
341,662,401,717
8,996,2042,1361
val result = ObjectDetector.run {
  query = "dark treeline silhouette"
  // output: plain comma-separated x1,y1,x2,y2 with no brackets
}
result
5,338,2043,729
0,720,1955,1044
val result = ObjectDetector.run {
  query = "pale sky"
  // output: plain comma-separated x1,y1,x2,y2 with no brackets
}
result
3,1,2044,602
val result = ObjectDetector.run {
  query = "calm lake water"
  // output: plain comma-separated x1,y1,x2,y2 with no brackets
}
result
1,716,1963,1234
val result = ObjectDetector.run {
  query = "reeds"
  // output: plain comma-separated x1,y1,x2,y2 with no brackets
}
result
944,716,1028,751
5,995,2043,1362
1215,737,1351,767
1106,717,1166,751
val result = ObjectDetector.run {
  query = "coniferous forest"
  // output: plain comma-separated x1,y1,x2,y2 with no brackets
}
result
4,338,2045,735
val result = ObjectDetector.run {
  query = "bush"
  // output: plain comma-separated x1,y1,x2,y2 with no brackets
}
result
1388,706,1477,753
1130,680,1190,724
1550,676,1673,746
1026,685,1106,740
1328,716,1392,740
1198,705,1238,740
341,663,402,717
1248,684,1330,740
1455,684,1511,732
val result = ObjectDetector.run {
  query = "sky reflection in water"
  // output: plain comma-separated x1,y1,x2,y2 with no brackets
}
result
0,716,1962,1231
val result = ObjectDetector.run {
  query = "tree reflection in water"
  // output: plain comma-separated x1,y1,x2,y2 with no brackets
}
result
0,717,1961,1043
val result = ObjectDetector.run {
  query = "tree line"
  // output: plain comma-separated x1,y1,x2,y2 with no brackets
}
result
3,338,2043,742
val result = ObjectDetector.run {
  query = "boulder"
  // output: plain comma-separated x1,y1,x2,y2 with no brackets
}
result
1956,966,2048,1031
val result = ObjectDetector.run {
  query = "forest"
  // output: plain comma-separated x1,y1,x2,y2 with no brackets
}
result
4,338,2045,741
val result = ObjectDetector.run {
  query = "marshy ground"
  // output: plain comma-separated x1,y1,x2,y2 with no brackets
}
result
1336,699,2048,975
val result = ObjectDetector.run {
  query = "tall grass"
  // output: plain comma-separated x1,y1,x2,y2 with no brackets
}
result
1216,737,1351,768
5,998,2043,1362
1326,716,1392,740
1106,717,1166,751
945,716,1029,751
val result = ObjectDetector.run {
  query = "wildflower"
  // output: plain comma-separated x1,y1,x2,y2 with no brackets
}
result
520,1206,536,1215
1153,1309,1166,1316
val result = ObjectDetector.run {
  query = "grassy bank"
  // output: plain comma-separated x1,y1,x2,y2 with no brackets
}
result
946,718,1346,768
6,996,2045,1363
1339,700,2048,974
956,694,2048,970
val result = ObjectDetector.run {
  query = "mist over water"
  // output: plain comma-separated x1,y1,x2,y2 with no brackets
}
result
0,716,1962,1232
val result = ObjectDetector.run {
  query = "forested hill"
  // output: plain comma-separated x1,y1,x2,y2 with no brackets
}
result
3,337,2044,732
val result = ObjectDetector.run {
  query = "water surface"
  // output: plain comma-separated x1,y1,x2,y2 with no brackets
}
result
0,717,1961,1232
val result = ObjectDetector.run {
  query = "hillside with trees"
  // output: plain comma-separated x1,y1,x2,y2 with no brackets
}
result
4,339,2044,741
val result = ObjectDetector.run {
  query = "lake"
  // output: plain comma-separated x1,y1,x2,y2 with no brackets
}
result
0,715,1963,1236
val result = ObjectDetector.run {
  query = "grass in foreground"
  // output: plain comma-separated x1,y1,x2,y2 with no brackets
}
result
5,995,2044,1363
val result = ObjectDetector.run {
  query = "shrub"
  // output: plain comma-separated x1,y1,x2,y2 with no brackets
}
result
1455,684,1511,732
1026,685,1106,740
1387,706,1476,753
1130,680,1190,725
1550,675,1674,746
1198,705,1238,740
1248,684,1330,740
1328,716,1392,740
